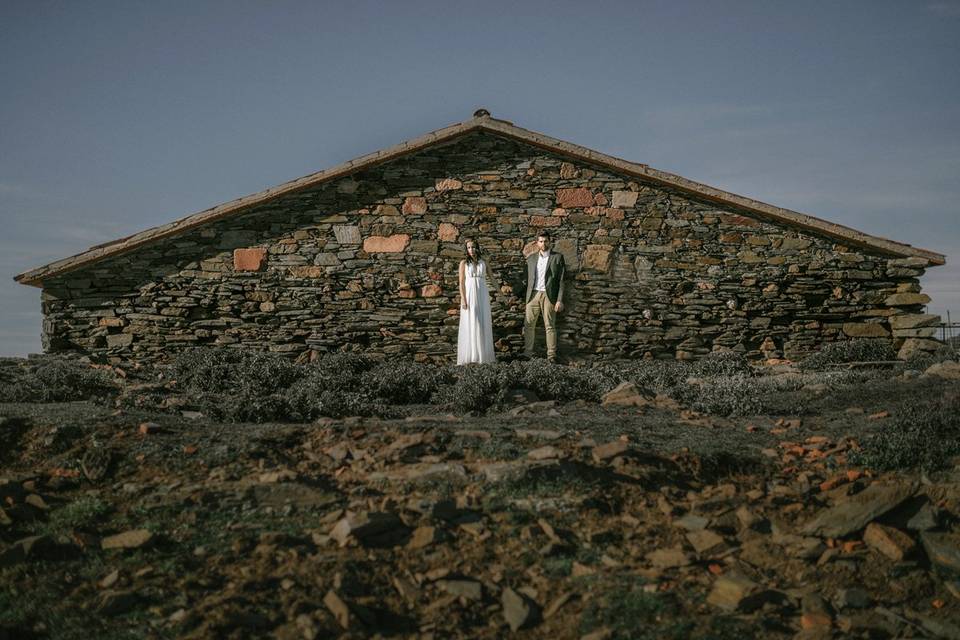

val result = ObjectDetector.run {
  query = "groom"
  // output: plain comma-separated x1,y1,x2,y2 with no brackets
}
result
524,230,566,363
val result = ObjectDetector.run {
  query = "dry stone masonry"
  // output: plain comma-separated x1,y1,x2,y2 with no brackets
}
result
23,121,944,363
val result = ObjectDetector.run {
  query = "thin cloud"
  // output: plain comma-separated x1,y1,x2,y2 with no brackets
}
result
927,2,960,17
0,182,66,203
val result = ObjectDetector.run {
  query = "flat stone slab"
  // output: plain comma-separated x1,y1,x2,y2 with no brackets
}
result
592,440,630,462
686,529,725,555
502,587,540,631
707,572,773,612
889,313,940,329
600,381,654,408
801,481,917,538
437,578,482,601
920,531,960,575
101,529,154,550
330,511,409,548
251,482,340,510
924,361,960,380
646,546,692,569
367,462,468,483
474,459,557,483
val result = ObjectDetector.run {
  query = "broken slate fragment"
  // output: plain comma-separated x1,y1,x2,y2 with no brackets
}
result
592,440,629,462
906,501,940,532
920,531,960,576
502,586,540,631
138,422,161,435
801,481,917,538
834,588,872,610
97,590,139,615
543,592,575,619
437,578,483,601
646,547,692,569
101,529,154,551
24,494,49,510
685,529,725,555
324,590,351,629
673,513,709,531
600,382,654,408
407,526,441,550
800,593,833,630
98,569,121,589
863,523,916,562
706,572,775,612
329,512,408,548
527,445,562,461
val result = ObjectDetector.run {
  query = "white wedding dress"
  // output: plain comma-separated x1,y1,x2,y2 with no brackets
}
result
457,259,496,365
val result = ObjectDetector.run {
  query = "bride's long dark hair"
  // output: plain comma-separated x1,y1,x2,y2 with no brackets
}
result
463,237,482,265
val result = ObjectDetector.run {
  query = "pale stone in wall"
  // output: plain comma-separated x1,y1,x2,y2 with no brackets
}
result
402,197,427,215
363,235,411,253
842,323,891,338
556,187,595,208
438,223,459,242
333,225,361,245
435,178,463,192
884,293,931,306
612,190,639,208
582,245,614,272
233,248,266,271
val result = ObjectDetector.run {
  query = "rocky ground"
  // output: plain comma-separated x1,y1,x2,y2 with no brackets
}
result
1,355,960,639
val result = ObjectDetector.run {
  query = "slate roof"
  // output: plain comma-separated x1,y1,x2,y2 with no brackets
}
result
14,109,945,287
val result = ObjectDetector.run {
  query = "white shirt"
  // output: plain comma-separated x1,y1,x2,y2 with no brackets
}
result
535,251,550,291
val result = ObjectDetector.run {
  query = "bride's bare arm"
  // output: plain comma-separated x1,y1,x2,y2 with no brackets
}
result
458,260,467,309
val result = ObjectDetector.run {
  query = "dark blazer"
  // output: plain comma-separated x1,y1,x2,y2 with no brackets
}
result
525,251,566,305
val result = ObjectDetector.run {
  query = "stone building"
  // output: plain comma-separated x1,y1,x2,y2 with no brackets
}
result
14,110,946,363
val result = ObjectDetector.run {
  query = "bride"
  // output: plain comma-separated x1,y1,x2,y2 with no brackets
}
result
457,237,496,365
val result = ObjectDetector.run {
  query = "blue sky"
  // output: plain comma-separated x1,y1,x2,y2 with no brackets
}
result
2,0,958,356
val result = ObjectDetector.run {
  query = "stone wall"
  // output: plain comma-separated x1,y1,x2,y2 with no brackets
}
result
38,131,939,363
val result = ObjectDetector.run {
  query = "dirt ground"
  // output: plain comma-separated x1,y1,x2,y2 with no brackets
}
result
1,358,960,639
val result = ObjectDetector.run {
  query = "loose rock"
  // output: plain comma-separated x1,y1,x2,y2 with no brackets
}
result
101,529,154,550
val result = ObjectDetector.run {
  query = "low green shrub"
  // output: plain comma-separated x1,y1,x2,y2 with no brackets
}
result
799,339,898,371
38,497,111,536
507,360,613,403
433,360,613,414
0,357,117,403
689,350,755,377
284,382,386,421
198,392,291,423
433,363,507,413
590,359,689,393
172,348,300,395
302,352,377,393
171,350,393,422
850,392,960,471
358,361,453,404
671,372,807,417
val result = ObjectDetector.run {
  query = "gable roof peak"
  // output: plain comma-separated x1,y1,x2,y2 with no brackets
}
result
13,113,945,286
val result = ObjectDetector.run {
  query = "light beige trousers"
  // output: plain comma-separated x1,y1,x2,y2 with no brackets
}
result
524,291,558,358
